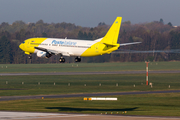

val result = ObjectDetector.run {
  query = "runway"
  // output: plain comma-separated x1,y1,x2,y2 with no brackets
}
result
1,90,180,101
0,111,180,120
0,70,180,76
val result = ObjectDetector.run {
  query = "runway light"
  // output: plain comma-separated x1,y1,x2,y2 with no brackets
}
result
149,82,153,88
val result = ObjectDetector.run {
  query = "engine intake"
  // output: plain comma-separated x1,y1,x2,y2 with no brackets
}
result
37,51,52,58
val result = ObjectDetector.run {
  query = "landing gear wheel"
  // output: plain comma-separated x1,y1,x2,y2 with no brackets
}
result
28,54,32,59
59,57,65,63
75,57,81,62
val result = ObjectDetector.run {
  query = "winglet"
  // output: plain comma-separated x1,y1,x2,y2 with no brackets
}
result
101,17,122,45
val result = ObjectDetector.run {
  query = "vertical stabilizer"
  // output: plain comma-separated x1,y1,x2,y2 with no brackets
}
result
101,17,122,45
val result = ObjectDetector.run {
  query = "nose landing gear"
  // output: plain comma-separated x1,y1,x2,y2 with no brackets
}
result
28,54,32,59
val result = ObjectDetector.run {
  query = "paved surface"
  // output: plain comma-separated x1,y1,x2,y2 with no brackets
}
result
0,70,180,76
0,111,180,120
1,90,180,101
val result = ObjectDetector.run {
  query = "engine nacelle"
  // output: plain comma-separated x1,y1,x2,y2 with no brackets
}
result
37,51,52,58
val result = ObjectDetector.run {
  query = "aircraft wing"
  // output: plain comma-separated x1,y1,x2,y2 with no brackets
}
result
120,42,141,46
112,49,180,54
34,47,60,55
34,47,73,56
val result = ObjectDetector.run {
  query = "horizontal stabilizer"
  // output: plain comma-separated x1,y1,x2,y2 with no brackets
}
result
112,49,180,54
120,42,141,46
103,43,120,47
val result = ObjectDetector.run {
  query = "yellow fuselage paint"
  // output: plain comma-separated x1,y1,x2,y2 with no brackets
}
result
19,38,47,54
81,42,119,57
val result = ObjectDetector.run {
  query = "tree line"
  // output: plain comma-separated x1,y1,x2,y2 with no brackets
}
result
0,19,179,64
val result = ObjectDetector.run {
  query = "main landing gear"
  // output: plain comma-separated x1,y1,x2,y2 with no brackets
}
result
59,56,65,63
75,57,81,62
59,56,81,63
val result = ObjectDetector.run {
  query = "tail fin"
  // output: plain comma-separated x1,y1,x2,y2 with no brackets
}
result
101,17,122,45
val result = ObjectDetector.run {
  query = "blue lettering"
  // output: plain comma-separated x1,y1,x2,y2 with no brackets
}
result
51,40,77,46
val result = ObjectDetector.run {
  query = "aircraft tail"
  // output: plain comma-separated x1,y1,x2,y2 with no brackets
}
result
101,17,122,45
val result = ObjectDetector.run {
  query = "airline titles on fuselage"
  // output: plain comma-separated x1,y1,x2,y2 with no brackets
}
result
30,40,90,48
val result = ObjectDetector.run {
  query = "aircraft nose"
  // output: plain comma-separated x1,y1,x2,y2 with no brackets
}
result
19,43,24,50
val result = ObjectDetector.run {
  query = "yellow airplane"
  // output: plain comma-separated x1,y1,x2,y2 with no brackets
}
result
19,17,141,63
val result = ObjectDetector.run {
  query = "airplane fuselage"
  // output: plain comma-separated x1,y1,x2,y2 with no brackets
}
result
19,17,141,63
19,38,119,57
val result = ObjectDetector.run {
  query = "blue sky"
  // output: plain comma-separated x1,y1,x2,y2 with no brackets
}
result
0,0,179,27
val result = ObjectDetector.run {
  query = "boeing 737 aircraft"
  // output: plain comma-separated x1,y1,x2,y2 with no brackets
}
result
19,17,141,63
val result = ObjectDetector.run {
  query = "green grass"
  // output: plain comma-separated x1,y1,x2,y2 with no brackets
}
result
0,62,180,116
0,93,180,116
0,61,180,73
0,73,180,96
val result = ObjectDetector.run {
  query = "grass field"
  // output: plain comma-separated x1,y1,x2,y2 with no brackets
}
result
0,62,180,116
0,61,180,73
0,74,180,96
0,93,180,116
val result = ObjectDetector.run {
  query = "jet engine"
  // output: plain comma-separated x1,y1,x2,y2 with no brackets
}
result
37,51,52,58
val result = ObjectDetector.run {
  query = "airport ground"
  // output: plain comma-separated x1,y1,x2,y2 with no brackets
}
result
1,111,180,120
0,61,180,73
0,62,180,118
